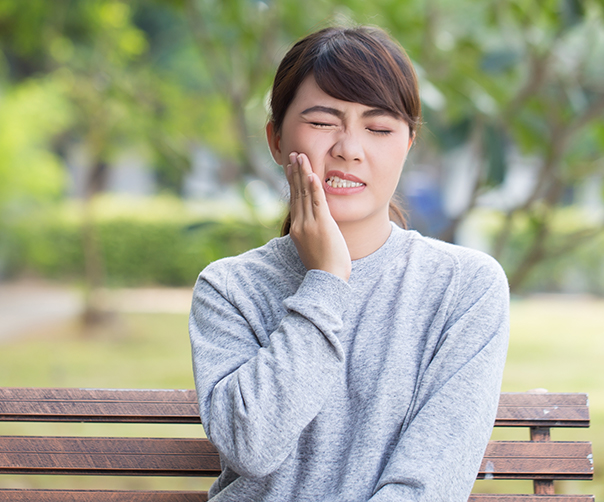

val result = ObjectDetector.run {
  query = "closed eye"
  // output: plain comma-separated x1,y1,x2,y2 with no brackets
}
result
310,122,336,128
368,128,393,135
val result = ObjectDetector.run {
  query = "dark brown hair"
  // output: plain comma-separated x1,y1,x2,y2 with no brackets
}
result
269,26,421,235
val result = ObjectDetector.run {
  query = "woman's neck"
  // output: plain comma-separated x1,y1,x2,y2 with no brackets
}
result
338,215,393,261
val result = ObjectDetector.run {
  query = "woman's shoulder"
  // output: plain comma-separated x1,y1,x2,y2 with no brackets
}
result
402,228,508,288
197,234,304,289
399,230,509,327
410,230,500,264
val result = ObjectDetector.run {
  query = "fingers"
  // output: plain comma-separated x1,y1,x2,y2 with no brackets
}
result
287,152,316,222
297,153,330,222
283,152,351,281
307,170,327,215
296,154,315,218
286,152,301,220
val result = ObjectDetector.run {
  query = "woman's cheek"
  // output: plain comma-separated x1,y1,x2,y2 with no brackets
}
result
305,140,330,176
306,155,325,180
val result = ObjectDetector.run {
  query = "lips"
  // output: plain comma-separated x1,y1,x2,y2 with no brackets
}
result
323,170,366,195
324,170,365,185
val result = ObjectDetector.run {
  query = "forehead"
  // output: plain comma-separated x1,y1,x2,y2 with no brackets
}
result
288,75,388,116
289,76,341,108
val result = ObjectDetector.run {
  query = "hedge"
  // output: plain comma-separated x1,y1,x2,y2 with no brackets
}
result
3,197,602,294
1,196,282,287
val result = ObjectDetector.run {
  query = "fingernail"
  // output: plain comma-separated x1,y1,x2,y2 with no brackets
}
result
289,153,297,165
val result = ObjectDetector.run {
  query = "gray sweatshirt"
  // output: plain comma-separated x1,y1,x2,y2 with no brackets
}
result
189,223,509,501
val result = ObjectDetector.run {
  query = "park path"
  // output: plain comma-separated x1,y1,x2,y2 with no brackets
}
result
0,280,193,342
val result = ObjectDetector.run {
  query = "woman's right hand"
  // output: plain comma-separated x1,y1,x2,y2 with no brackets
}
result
286,152,352,282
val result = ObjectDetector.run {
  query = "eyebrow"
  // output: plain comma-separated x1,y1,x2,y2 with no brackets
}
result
300,105,400,120
301,106,344,119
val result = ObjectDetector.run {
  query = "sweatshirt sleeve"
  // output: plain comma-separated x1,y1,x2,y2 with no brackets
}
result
369,254,510,502
189,264,351,479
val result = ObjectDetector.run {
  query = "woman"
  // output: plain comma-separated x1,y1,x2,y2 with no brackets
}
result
189,26,509,501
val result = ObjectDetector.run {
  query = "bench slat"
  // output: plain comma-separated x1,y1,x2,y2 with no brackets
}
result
469,496,594,501
0,489,208,501
0,492,595,502
0,389,591,427
0,437,221,476
496,394,590,428
0,437,592,480
0,388,200,424
478,441,593,480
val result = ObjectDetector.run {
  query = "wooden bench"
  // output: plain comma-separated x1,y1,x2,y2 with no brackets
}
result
0,388,594,501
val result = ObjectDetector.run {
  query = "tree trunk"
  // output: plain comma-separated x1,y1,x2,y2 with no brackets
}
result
81,160,109,328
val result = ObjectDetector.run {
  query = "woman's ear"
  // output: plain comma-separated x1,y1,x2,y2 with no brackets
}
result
408,132,415,151
266,121,283,165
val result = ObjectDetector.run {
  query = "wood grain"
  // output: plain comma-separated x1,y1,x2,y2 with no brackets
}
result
0,388,200,424
478,441,593,480
0,388,594,500
0,389,590,427
0,437,220,476
0,490,209,501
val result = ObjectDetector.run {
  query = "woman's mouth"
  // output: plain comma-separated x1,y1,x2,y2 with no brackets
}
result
325,175,364,188
323,171,366,194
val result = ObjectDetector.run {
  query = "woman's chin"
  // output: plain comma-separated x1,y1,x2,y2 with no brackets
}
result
328,202,392,230
328,207,361,225
330,210,383,229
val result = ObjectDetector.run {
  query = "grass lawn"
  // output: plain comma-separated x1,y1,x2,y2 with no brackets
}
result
0,296,602,498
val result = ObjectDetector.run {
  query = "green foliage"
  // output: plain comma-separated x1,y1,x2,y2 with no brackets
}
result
0,0,603,292
3,196,281,286
0,76,72,215
470,207,604,295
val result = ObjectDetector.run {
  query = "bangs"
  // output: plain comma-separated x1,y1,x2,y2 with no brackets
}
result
311,30,419,129
269,26,421,134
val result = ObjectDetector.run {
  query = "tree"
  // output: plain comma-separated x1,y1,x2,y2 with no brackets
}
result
164,0,339,193
1,0,164,319
174,0,604,291
376,0,604,291
1,0,603,294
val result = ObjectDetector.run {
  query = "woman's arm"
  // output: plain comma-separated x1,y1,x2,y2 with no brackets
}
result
189,264,350,479
369,257,510,502
189,151,354,479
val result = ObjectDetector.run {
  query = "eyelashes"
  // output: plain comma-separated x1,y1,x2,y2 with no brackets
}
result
309,122,392,135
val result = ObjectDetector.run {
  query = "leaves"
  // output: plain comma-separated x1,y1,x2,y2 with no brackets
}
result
0,77,73,213
0,0,603,291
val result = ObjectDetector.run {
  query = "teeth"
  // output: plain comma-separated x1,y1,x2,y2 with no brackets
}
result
326,175,364,188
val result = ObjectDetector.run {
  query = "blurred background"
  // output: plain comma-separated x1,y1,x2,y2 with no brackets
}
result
0,0,603,497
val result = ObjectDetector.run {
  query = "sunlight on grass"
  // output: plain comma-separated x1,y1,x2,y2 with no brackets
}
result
0,313,195,389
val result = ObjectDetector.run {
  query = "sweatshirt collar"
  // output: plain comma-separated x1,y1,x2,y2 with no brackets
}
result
275,222,413,280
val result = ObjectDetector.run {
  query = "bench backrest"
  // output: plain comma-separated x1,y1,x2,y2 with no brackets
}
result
0,388,594,501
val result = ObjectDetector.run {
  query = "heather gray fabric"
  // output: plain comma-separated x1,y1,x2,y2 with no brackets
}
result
189,223,509,501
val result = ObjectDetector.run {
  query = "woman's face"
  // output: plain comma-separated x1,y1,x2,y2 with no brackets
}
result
267,75,413,229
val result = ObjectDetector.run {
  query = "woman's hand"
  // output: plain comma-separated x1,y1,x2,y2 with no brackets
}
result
286,152,352,282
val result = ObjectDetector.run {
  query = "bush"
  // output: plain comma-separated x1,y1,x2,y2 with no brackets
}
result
2,195,282,286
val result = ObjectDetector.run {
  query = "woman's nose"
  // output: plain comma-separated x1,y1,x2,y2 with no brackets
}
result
330,130,364,162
